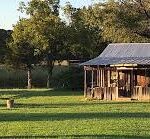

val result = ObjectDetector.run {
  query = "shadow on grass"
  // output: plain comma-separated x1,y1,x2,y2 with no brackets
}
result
16,103,87,108
1,102,95,109
0,89,150,105
0,89,82,99
0,112,149,122
13,101,150,109
1,101,150,110
0,134,149,139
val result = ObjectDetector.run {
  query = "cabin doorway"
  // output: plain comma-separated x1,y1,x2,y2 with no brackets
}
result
118,70,131,98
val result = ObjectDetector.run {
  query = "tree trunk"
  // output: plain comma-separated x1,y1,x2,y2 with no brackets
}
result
27,67,32,89
47,60,54,89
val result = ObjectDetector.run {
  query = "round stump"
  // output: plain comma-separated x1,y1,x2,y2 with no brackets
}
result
7,99,14,109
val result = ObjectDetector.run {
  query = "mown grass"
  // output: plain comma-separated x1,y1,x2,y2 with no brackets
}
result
0,89,150,138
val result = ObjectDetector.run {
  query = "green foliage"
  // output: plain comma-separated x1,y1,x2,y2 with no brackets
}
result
118,0,150,39
7,0,69,88
0,29,12,62
51,66,84,90
1,0,150,90
19,0,60,16
0,66,83,90
0,89,150,137
7,19,41,70
17,0,71,88
0,67,47,88
63,3,107,59
102,0,149,42
64,0,150,44
17,0,67,62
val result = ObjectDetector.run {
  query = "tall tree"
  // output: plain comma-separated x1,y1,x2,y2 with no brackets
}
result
0,29,12,63
7,19,42,89
18,0,68,88
63,3,107,59
75,0,150,43
118,0,150,38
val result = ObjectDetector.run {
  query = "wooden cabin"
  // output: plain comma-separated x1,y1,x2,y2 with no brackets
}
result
81,43,150,101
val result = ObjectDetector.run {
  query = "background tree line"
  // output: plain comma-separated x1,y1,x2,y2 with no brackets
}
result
0,0,149,89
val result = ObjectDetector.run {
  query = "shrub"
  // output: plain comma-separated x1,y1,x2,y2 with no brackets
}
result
0,65,84,90
51,66,84,90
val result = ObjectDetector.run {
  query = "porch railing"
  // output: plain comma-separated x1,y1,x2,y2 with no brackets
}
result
87,87,118,100
133,86,150,100
87,86,150,101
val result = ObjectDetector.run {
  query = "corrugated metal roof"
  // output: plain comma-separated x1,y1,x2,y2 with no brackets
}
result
81,43,150,66
81,57,150,66
99,43,150,58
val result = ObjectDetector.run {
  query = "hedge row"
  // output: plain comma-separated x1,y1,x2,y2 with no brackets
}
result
0,66,84,90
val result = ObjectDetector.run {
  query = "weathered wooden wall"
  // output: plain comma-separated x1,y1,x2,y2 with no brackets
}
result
133,86,150,100
87,87,118,100
84,66,150,101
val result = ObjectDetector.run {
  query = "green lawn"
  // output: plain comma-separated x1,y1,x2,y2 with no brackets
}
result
0,89,150,138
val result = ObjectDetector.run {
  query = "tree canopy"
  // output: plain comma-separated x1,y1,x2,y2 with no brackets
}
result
66,0,150,43
7,0,68,88
0,29,12,62
1,0,149,89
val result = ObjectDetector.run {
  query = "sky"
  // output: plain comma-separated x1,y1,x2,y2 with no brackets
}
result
0,0,96,30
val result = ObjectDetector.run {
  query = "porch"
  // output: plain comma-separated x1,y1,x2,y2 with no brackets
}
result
84,65,150,101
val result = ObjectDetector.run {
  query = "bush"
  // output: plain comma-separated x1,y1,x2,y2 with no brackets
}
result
51,66,84,90
0,65,84,90
0,67,47,88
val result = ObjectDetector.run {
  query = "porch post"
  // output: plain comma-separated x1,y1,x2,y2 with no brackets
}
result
131,69,134,98
116,69,119,100
91,68,94,97
97,66,99,86
104,67,107,100
103,69,105,87
84,66,87,97
99,67,101,87
101,69,103,87
107,69,110,87
107,69,111,100
145,68,148,100
148,69,150,102
147,68,150,102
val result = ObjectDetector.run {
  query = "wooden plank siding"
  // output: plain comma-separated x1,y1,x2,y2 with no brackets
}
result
87,87,118,100
133,87,150,100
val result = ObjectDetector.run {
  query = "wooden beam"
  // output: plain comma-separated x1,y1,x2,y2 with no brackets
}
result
99,68,101,87
131,69,134,98
116,70,119,99
103,69,105,87
145,68,147,100
110,64,137,67
117,67,134,70
101,69,103,87
97,67,99,86
84,67,87,97
91,69,94,98
107,70,110,87
84,66,97,71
